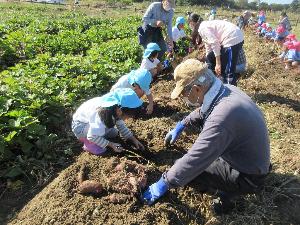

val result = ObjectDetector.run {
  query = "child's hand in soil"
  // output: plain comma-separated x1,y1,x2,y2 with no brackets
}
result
108,142,124,153
127,136,145,151
146,103,154,115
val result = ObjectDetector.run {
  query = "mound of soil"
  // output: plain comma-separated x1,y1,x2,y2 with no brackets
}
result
7,31,300,225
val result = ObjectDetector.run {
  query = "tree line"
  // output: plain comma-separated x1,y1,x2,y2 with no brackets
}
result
129,0,300,13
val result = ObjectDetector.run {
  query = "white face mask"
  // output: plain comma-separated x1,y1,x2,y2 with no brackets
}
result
183,97,200,107
162,2,172,11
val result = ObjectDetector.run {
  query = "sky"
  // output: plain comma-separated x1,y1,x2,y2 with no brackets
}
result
250,0,293,4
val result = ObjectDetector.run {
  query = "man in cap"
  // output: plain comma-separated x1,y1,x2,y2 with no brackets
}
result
142,59,270,214
142,0,175,60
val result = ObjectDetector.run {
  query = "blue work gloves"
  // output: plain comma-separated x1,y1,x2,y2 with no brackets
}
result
164,121,185,146
142,177,169,205
163,59,171,69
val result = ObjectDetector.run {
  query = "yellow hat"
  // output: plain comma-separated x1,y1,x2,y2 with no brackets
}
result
171,59,208,99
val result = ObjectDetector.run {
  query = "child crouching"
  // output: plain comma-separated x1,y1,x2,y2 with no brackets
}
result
72,88,144,155
140,43,163,78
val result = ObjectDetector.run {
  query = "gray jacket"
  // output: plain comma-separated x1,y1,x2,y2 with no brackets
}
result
164,84,270,188
143,2,174,40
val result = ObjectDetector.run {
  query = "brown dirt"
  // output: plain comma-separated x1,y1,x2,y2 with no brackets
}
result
6,31,300,225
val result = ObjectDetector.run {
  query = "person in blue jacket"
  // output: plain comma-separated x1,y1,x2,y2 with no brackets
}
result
142,0,175,60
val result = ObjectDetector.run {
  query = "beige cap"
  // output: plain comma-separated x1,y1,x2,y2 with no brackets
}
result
171,59,208,99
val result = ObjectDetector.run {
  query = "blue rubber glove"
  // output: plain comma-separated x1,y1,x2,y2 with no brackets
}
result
163,59,171,69
142,177,169,205
164,121,185,146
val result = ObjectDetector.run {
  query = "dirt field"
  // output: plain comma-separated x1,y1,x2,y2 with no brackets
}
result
4,30,300,225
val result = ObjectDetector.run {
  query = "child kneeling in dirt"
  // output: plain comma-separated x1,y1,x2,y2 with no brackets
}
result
140,43,163,78
72,88,144,155
273,25,289,44
111,68,154,114
282,41,300,70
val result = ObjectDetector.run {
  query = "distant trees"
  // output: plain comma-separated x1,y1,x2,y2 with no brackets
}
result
125,0,299,12
290,0,299,12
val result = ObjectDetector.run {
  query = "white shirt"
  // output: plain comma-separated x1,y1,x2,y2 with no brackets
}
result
73,97,106,136
111,74,151,96
73,97,102,123
172,27,186,42
140,58,160,71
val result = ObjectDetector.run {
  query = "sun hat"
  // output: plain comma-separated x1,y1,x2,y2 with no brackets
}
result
127,69,152,94
176,17,185,26
171,59,209,99
100,88,143,108
276,26,285,34
286,34,297,41
143,43,161,59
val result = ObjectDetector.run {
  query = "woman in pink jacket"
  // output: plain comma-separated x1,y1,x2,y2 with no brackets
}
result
198,20,244,86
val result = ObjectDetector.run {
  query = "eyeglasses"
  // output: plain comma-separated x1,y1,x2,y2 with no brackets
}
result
182,80,196,97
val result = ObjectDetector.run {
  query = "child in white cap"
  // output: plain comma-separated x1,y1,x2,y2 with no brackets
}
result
72,88,144,155
111,68,154,114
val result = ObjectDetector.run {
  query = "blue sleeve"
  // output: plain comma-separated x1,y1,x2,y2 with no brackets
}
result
167,10,174,40
143,3,156,27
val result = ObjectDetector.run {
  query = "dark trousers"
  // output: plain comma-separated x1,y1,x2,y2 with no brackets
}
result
189,158,268,197
142,25,167,61
206,41,244,86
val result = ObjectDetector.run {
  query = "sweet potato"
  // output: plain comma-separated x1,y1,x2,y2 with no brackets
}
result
77,165,86,184
78,180,103,195
106,193,130,204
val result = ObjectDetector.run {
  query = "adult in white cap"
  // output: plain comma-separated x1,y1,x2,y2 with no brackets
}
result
198,20,244,86
142,0,175,60
142,59,270,215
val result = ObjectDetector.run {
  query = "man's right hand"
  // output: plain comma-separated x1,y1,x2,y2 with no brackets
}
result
164,122,185,146
156,20,164,27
